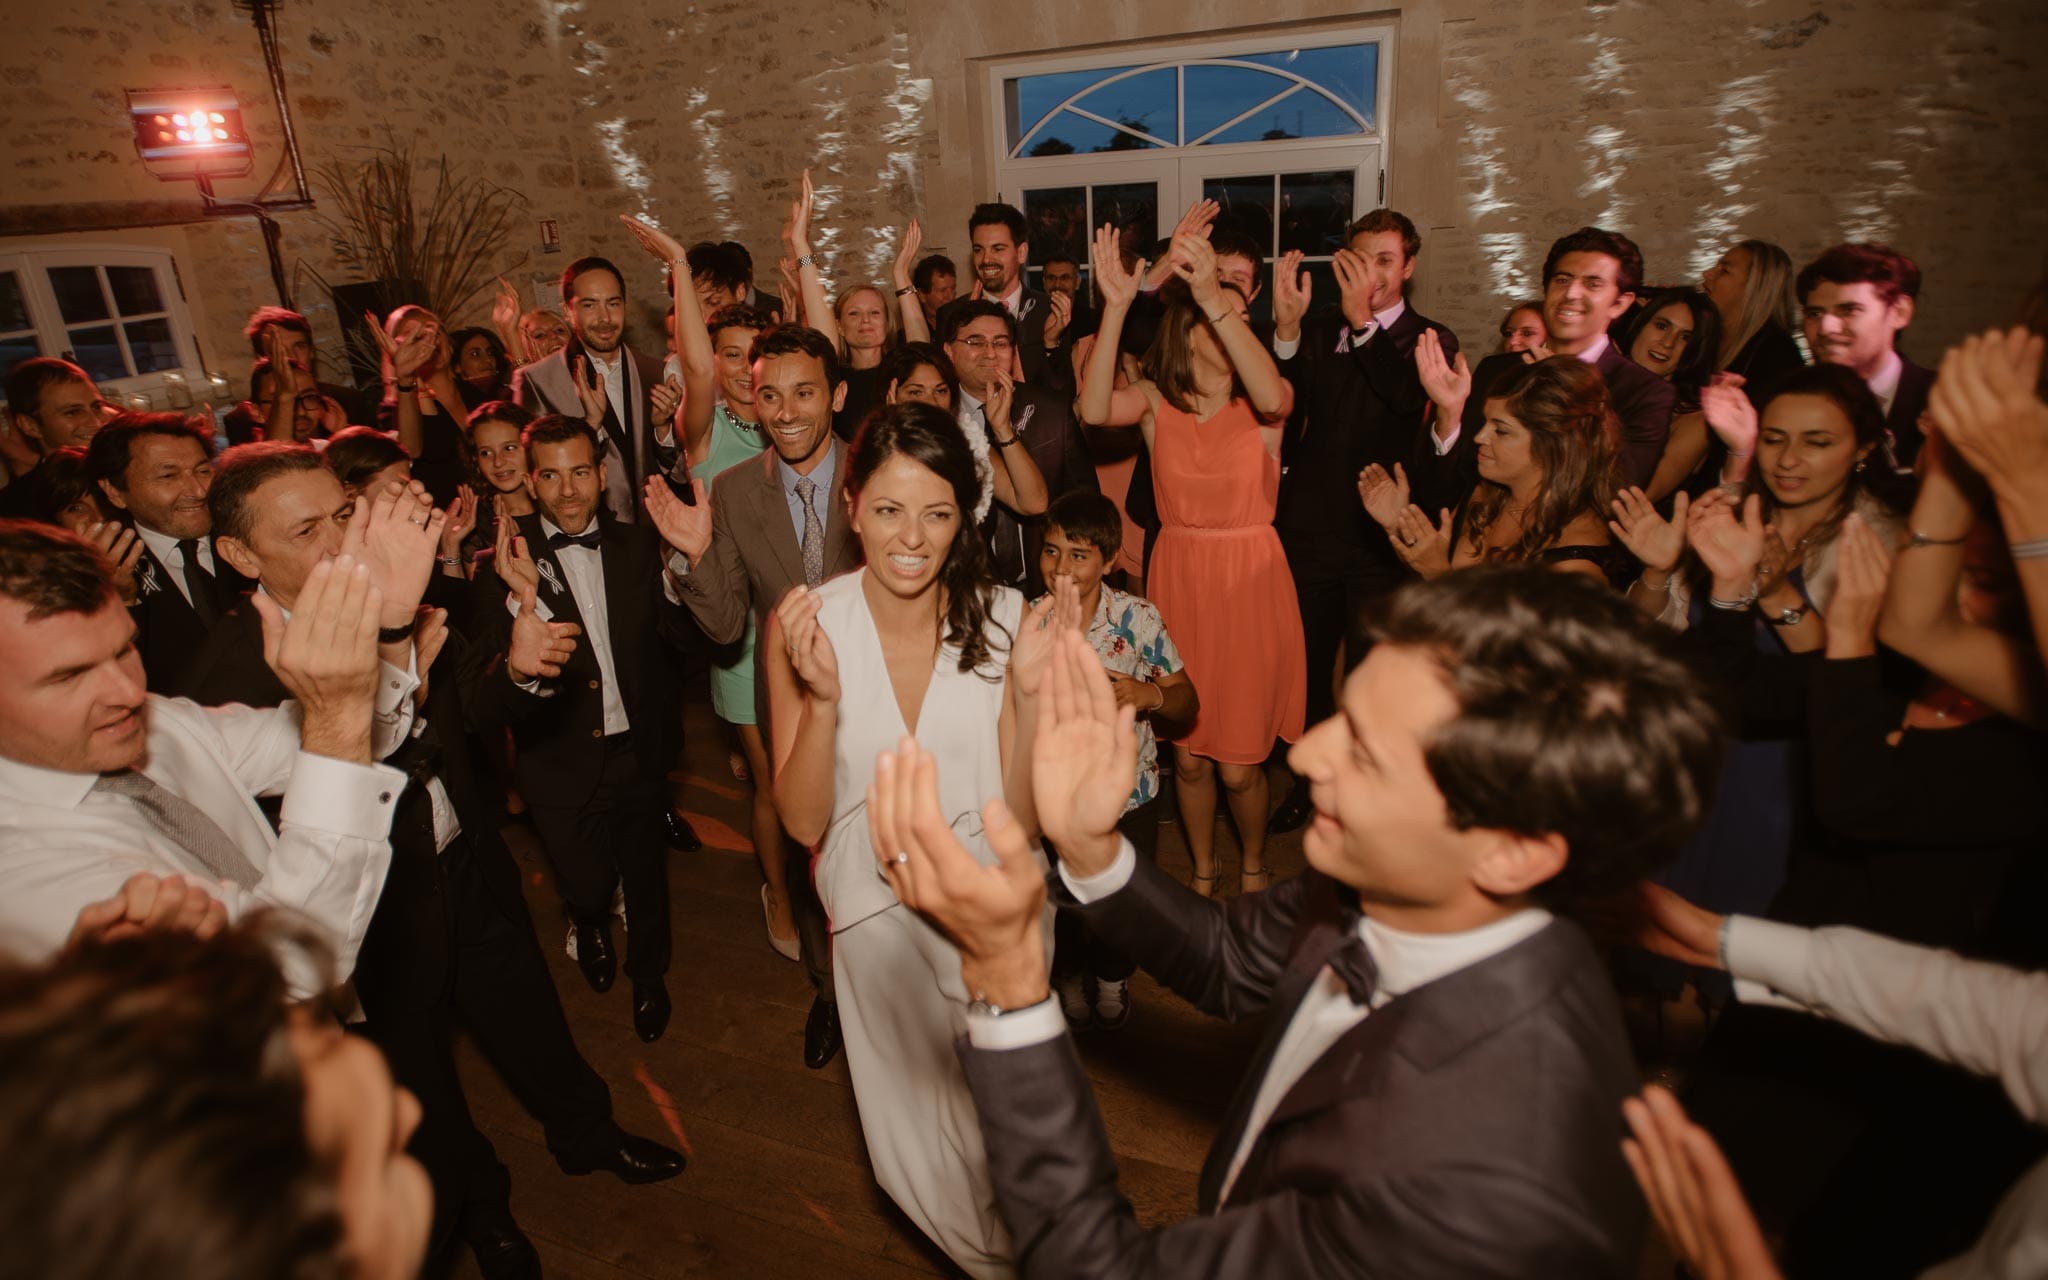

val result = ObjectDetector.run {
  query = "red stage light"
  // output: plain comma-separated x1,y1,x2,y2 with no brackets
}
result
126,88,252,179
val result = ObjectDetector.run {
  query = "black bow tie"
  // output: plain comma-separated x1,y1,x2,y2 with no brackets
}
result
1327,931,1380,1006
547,528,602,552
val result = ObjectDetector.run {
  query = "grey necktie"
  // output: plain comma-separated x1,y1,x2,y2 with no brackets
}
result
94,769,261,889
795,476,825,587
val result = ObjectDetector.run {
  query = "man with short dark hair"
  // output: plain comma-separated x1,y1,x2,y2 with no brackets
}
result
511,257,680,525
0,357,107,517
644,322,855,1069
1040,253,1081,301
912,252,957,331
879,567,1727,1277
1265,208,1461,835
242,305,373,427
1797,242,1931,466
1420,226,1676,496
84,412,244,690
942,299,1097,589
935,203,1071,388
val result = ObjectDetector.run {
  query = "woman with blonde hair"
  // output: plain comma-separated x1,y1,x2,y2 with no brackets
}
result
1702,239,1806,396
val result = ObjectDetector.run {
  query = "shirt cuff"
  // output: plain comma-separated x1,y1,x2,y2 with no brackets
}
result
373,658,419,719
277,752,407,840
965,996,1065,1050
1725,914,1814,1012
1273,334,1301,360
1058,836,1137,903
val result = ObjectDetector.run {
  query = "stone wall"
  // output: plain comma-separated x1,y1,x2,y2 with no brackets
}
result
3,0,2042,393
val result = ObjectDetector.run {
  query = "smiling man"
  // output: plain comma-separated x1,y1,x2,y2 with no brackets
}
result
934,203,1070,389
1797,242,1929,467
1420,226,1676,497
0,358,108,516
874,568,1726,1278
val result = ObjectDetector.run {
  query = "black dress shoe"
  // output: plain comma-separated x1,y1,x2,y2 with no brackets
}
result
1266,781,1314,835
462,1204,541,1280
556,1127,686,1184
662,808,703,852
632,980,671,1042
804,996,842,1069
575,921,616,993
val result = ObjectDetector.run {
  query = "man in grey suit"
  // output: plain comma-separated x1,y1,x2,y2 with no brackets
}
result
873,568,1728,1278
643,324,854,1070
512,255,680,525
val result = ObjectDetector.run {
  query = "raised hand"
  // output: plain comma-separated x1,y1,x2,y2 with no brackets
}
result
1330,248,1376,329
650,375,684,426
65,872,228,950
85,519,144,605
252,555,382,763
439,484,478,560
1008,578,1075,698
572,354,608,426
1414,328,1471,417
643,473,713,561
1356,462,1409,529
491,276,521,339
984,365,1016,437
367,311,437,380
777,257,802,326
785,167,817,257
1931,325,2048,485
775,585,841,704
1622,1086,1781,1280
1032,630,1140,877
1170,197,1221,244
1687,491,1767,594
1090,223,1145,311
1824,512,1893,658
1168,232,1222,309
1609,487,1689,572
1391,505,1454,576
507,582,581,681
870,739,1049,1010
620,213,687,265
1700,374,1759,460
1272,249,1313,337
493,513,540,600
892,217,924,289
1043,288,1072,348
317,394,349,436
341,478,443,627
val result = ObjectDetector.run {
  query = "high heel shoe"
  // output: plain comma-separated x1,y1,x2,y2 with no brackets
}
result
762,886,801,962
1190,870,1220,899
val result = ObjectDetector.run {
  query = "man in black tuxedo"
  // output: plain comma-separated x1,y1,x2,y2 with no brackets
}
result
943,299,1099,592
1797,242,1931,469
84,411,245,691
179,443,683,1277
1265,210,1459,834
876,569,1727,1278
474,416,689,1044
1419,227,1674,504
935,203,1073,391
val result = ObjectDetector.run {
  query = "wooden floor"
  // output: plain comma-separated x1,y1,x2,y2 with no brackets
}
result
446,698,1300,1279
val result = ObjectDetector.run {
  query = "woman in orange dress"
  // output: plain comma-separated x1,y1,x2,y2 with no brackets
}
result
1077,223,1305,896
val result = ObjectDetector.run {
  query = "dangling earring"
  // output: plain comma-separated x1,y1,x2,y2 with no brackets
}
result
1855,456,1868,473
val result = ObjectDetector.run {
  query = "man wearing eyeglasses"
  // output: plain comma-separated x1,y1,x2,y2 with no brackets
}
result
942,299,1097,592
0,357,112,517
249,356,347,444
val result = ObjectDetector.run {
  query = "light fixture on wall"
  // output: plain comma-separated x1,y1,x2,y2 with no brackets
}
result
127,89,254,186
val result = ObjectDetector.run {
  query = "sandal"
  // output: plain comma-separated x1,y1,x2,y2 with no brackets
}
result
1240,865,1273,894
1190,870,1221,899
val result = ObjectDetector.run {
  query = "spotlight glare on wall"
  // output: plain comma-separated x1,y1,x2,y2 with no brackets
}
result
126,88,252,179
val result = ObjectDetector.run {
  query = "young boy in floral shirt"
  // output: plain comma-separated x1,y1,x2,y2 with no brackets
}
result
1035,492,1198,1030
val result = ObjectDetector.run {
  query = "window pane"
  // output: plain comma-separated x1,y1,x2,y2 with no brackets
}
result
65,325,129,382
107,266,165,318
0,272,29,333
49,266,110,325
1238,45,1378,126
0,336,41,382
1278,171,1357,256
1202,176,1276,257
1185,65,1294,144
1073,68,1176,147
123,317,179,373
1204,91,1363,146
1021,110,1162,156
1090,183,1158,249
1008,66,1137,151
1022,187,1087,272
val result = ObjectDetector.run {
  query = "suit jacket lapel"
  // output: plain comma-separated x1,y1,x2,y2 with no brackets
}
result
515,513,587,634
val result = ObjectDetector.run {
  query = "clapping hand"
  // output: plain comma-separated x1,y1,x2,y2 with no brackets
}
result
1044,289,1073,348
984,365,1017,437
1609,487,1689,573
1330,248,1376,330
1700,374,1759,461
1032,630,1140,878
1390,505,1455,576
253,555,383,763
1272,249,1313,337
1356,463,1410,529
1622,1085,1781,1280
1930,325,2048,486
892,217,924,290
367,311,437,381
493,513,541,600
643,473,713,562
1009,575,1079,697
440,485,479,560
869,738,1050,1010
1168,233,1223,310
1170,197,1221,244
650,375,684,426
84,519,145,605
1686,490,1767,598
1824,512,1894,658
620,213,686,265
341,478,443,627
492,276,521,338
776,585,841,704
1090,223,1146,311
1414,328,1471,418
506,583,581,681
572,354,608,426
65,872,228,950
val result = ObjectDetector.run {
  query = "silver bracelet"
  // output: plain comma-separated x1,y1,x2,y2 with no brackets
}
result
795,254,814,270
1903,528,1971,549
2012,536,2048,560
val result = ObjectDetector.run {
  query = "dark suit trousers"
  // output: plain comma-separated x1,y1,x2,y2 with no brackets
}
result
528,734,672,982
1280,529,1405,727
1052,799,1162,985
788,838,835,1000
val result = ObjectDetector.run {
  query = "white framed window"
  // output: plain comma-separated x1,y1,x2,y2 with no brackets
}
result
986,27,1393,318
0,247,204,404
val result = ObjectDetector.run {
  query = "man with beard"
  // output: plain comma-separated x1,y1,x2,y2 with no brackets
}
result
640,324,855,1070
511,257,682,526
935,203,1073,391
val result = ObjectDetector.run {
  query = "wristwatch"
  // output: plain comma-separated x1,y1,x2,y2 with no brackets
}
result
1766,602,1810,627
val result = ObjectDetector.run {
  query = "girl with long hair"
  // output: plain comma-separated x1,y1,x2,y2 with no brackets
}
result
1701,239,1805,394
1620,287,1725,500
764,401,1068,1278
1078,223,1303,898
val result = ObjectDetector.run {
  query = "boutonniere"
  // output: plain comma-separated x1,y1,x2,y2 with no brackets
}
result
1013,403,1036,434
134,556,163,598
1019,296,1037,319
536,557,567,598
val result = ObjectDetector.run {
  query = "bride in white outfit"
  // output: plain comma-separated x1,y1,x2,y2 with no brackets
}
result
764,400,1068,1277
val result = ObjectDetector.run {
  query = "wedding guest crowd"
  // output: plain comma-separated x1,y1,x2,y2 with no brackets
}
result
3,129,2047,1280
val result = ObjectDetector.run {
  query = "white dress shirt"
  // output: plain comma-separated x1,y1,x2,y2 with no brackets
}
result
1726,915,2048,1279
0,696,407,991
1866,348,1906,417
968,838,1551,1203
1270,298,1408,362
521,517,631,735
134,522,218,610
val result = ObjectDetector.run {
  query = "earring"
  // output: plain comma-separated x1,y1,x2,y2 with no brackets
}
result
1855,457,1868,472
